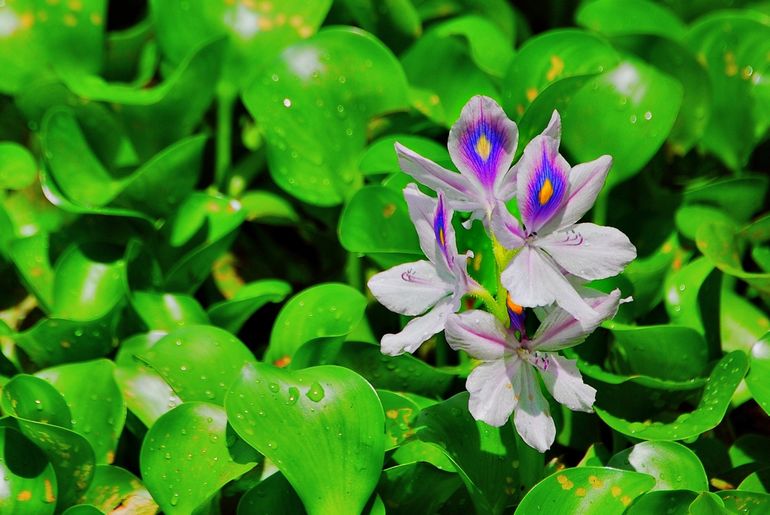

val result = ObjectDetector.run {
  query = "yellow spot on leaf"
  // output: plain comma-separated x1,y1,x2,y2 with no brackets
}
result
475,134,492,161
274,355,291,368
473,252,482,271
90,12,102,25
382,203,396,218
546,55,565,81
611,486,622,497
63,13,77,26
621,495,632,506
589,475,604,489
576,487,587,497
557,474,574,490
289,15,303,28
724,51,738,77
516,104,525,116
68,0,83,11
47,0,60,5
17,490,32,501
20,13,34,29
38,10,48,21
60,340,71,349
386,409,399,419
539,178,554,205
44,479,56,503
429,94,440,105
275,13,286,25
258,17,273,30
526,87,538,102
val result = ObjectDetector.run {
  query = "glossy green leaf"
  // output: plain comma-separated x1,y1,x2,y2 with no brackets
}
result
265,283,367,365
378,462,462,514
608,322,709,381
114,332,181,428
0,142,36,190
377,390,420,450
697,222,770,295
339,185,421,256
14,314,115,368
413,393,521,514
292,340,454,397
207,279,291,334
340,0,421,52
78,465,156,514
502,29,619,124
61,505,103,515
431,15,514,78
625,490,697,515
595,351,748,440
237,472,304,515
676,205,737,242
0,425,57,514
515,467,656,514
36,360,126,464
717,490,770,514
243,27,408,206
689,492,730,515
139,325,256,405
663,257,720,344
0,1,48,94
141,402,258,514
130,291,209,332
738,468,770,494
684,176,768,223
576,0,686,38
746,333,770,416
607,441,708,491
721,291,770,354
563,58,683,189
240,190,300,225
226,363,385,515
686,13,770,169
1,374,72,428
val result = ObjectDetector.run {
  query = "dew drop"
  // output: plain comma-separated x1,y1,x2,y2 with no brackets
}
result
306,382,325,402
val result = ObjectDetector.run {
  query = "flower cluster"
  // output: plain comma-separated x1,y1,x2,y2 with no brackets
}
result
367,96,636,452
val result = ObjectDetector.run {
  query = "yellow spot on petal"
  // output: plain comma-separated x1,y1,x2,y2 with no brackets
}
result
44,479,55,503
382,203,396,218
539,178,554,205
546,55,565,81
90,12,102,25
386,409,399,419
63,13,77,26
611,486,622,497
17,491,32,501
526,87,538,102
725,51,738,77
557,474,574,490
621,495,632,506
475,134,492,161
589,475,603,489
576,487,587,497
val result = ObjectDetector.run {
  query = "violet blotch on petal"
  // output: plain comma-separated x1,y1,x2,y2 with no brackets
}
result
367,184,478,356
444,288,621,452
494,111,636,323
395,95,519,225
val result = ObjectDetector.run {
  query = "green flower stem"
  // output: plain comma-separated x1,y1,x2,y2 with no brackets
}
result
491,236,518,319
215,90,236,190
469,286,508,323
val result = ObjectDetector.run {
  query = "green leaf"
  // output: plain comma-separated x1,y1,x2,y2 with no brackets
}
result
595,351,748,440
378,390,420,451
130,291,209,332
686,13,770,169
514,466,656,514
717,490,770,513
608,322,709,381
339,185,421,255
0,1,48,94
413,393,521,514
78,465,156,514
689,492,730,515
2,374,72,428
607,441,708,491
359,135,449,176
207,279,292,334
624,490,697,515
292,340,454,397
340,0,421,52
721,291,770,354
138,325,256,405
36,360,126,465
502,29,619,125
663,258,721,352
746,333,770,416
562,58,683,189
15,314,116,368
240,190,300,225
114,332,181,428
226,363,384,515
684,176,768,223
697,222,770,295
140,402,257,514
0,142,37,191
243,27,408,206
738,468,770,494
265,283,367,366
378,462,462,514
431,15,514,78
576,0,686,38
0,425,57,514
237,472,304,515
676,205,737,242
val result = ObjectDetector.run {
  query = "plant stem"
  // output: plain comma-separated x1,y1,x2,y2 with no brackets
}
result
215,90,236,191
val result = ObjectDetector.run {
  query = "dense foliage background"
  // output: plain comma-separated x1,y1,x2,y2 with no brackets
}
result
1,0,770,513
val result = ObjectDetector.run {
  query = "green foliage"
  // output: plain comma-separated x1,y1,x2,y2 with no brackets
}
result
0,0,769,512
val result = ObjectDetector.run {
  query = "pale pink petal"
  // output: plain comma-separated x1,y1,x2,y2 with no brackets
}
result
445,311,511,360
466,358,518,427
512,364,555,452
380,297,456,356
536,354,596,412
367,260,453,316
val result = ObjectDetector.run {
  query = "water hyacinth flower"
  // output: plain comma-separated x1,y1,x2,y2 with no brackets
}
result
367,184,479,356
492,111,636,323
395,95,519,225
445,289,621,452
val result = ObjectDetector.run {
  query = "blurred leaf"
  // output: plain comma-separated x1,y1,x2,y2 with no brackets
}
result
746,333,770,416
226,363,384,515
0,142,37,191
576,0,686,38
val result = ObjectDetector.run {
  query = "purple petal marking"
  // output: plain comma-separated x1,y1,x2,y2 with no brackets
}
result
458,116,511,191
433,193,453,266
506,293,527,340
523,142,568,234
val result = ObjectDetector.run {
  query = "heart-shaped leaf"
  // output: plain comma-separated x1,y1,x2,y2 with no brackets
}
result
237,472,304,515
0,425,58,514
77,465,156,514
207,279,292,334
130,291,209,332
226,363,384,515
607,441,708,491
140,402,258,514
